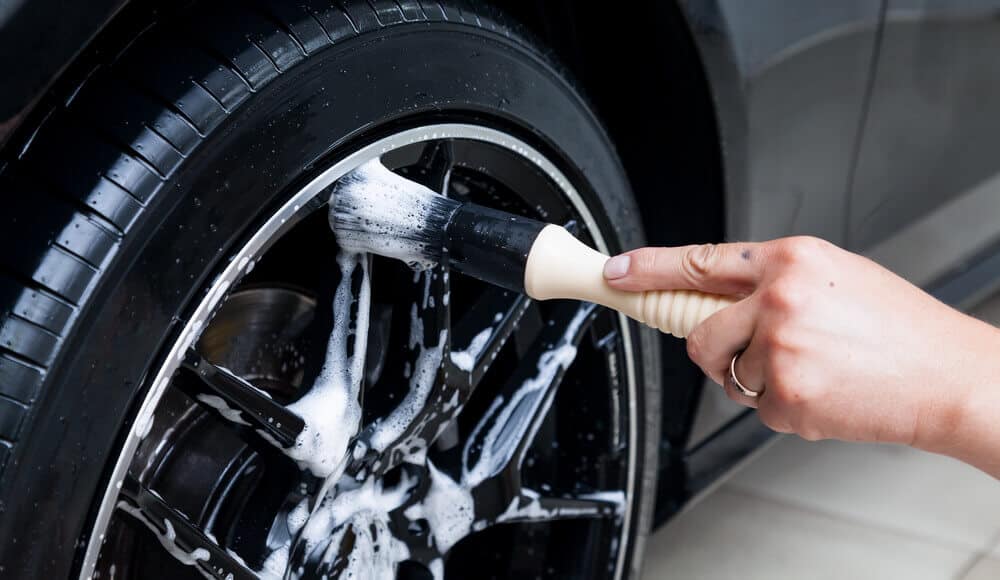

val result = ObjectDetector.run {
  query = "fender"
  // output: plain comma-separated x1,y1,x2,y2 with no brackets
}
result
0,0,124,141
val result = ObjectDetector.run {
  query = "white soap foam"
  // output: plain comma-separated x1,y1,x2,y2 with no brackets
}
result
494,488,598,524
284,252,371,477
166,235,604,578
403,461,473,553
579,490,627,517
260,545,288,579
321,516,408,579
195,394,250,426
286,499,310,536
157,291,600,578
462,306,590,487
116,501,220,571
448,327,492,372
330,159,456,269
368,297,447,452
287,474,414,578
428,559,444,580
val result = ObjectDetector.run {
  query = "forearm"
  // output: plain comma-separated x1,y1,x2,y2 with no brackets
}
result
913,313,1000,478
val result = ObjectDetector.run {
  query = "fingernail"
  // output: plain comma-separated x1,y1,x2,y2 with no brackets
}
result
603,255,631,279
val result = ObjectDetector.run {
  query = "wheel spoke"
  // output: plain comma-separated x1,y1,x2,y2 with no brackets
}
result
461,302,597,489
446,286,533,388
408,139,455,195
288,465,428,577
116,476,257,580
346,266,451,477
297,520,393,579
475,487,625,528
181,349,305,448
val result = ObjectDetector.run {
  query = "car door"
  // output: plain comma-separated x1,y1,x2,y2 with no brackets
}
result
684,0,885,449
851,0,1000,294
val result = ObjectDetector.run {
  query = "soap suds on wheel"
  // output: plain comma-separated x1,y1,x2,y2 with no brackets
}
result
449,327,492,372
403,461,474,553
115,500,241,574
167,246,613,578
463,305,590,487
195,394,251,426
283,252,371,477
368,298,447,452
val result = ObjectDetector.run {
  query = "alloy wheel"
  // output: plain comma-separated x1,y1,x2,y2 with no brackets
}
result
80,124,638,580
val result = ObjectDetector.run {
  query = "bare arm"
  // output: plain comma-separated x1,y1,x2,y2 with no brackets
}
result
603,236,1000,478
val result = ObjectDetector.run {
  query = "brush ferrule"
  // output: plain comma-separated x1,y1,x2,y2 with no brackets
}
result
444,203,547,293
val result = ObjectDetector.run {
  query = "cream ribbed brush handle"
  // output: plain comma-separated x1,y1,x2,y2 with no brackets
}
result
524,225,736,338
630,288,733,337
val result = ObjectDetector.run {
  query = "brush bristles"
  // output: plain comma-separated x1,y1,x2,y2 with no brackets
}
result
329,159,461,268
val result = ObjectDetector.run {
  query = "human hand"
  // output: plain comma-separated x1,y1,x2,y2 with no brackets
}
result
603,237,1000,462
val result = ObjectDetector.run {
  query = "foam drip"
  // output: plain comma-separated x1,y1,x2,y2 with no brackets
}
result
283,252,371,477
169,249,609,577
195,394,250,426
403,461,474,553
369,298,447,452
115,500,249,577
449,327,491,373
462,306,591,487
283,473,415,579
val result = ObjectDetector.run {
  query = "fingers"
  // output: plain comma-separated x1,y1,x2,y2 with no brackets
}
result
603,243,764,295
684,294,771,411
685,294,759,386
723,334,768,411
731,326,796,431
756,399,794,433
723,371,761,409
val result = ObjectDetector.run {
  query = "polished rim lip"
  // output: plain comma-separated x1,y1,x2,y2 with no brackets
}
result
79,123,639,579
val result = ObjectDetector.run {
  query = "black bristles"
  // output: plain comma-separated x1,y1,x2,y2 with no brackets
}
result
329,159,548,292
328,159,461,267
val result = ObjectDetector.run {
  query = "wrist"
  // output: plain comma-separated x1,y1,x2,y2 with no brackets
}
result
913,315,1000,465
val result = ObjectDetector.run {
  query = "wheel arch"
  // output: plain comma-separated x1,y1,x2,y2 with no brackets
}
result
495,0,732,461
494,1,731,253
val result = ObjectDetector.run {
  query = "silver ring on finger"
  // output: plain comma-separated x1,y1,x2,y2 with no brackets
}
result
729,351,761,398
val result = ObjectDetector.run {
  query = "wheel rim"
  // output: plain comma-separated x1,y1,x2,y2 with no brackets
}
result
79,124,639,580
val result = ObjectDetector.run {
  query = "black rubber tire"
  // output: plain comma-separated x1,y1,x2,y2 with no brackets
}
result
0,1,661,577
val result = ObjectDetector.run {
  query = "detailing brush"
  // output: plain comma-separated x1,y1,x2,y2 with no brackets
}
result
329,160,735,338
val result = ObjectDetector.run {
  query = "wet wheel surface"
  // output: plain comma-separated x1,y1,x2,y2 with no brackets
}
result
0,3,660,579
86,131,648,579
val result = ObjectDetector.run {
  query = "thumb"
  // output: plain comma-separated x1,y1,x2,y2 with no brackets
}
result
602,244,762,294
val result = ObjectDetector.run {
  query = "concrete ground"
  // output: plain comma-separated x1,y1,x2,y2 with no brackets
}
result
643,294,1000,579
